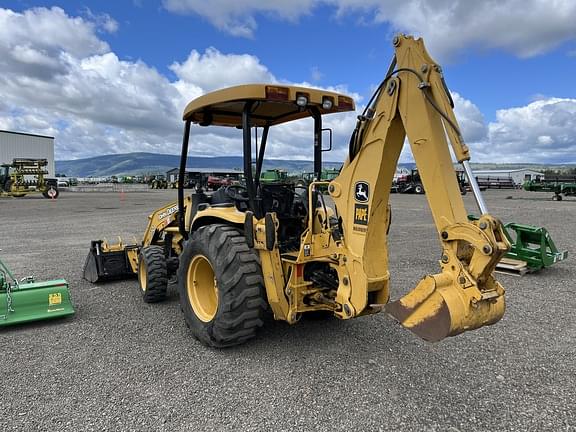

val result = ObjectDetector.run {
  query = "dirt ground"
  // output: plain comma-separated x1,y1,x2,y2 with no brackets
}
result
1,188,574,431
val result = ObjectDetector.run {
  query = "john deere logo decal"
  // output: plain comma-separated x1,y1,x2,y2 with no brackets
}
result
354,181,369,202
48,293,62,306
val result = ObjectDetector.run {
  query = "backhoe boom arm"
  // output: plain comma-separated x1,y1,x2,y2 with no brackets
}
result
331,35,509,341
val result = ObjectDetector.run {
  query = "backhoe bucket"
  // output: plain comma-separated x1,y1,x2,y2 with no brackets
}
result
386,273,505,342
504,223,567,270
1,279,74,327
83,240,136,283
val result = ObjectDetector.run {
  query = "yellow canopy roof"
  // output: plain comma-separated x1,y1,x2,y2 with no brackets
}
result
182,84,355,127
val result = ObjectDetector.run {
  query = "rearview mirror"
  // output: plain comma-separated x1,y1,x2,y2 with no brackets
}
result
321,128,333,152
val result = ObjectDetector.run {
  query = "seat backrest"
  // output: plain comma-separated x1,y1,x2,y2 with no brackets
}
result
260,183,295,218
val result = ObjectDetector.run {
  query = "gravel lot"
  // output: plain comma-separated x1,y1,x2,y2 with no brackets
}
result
1,188,574,431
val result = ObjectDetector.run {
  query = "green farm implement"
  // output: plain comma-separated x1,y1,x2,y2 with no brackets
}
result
0,254,74,327
523,178,576,201
469,216,567,274
503,223,568,271
0,158,59,199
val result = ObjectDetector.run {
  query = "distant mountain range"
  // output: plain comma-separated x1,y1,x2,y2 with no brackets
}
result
55,151,574,178
55,152,350,177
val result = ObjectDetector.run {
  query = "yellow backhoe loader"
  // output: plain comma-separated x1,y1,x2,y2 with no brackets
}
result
84,35,509,347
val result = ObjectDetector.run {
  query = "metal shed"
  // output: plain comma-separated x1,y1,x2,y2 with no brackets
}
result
0,130,55,176
473,168,544,186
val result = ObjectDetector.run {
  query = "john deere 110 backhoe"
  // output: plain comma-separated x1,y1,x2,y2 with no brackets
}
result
85,35,509,347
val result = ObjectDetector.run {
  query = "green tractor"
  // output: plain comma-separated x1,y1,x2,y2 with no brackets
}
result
260,169,289,183
148,175,168,189
297,167,341,187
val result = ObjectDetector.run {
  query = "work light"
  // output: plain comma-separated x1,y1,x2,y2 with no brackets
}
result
322,97,333,110
296,94,308,107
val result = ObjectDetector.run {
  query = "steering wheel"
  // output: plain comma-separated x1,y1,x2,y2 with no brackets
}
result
224,184,250,202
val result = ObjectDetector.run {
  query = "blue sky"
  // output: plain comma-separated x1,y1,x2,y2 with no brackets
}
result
1,1,575,163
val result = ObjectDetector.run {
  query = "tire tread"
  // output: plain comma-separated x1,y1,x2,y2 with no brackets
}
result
140,245,168,303
178,224,267,347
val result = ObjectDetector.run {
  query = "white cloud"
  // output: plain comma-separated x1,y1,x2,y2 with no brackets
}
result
163,0,314,37
483,98,576,163
82,8,119,34
164,0,576,60
1,6,574,166
396,95,576,165
360,0,576,60
311,67,323,82
379,91,488,164
170,48,276,91
0,7,111,58
451,92,488,143
0,7,194,159
0,7,359,162
393,93,576,165
537,135,553,146
414,93,576,164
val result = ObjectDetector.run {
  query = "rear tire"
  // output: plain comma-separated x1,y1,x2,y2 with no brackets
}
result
138,245,168,303
178,224,267,348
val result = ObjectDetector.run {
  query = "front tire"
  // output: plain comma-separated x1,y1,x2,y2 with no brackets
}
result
414,183,424,194
138,245,168,303
178,224,267,348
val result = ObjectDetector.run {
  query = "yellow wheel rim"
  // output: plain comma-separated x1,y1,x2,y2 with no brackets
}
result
138,259,147,292
187,255,218,322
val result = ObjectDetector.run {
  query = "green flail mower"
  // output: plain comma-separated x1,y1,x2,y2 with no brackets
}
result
0,254,74,327
469,216,568,274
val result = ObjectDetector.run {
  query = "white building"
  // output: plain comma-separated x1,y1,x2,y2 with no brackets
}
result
0,130,55,176
473,168,544,186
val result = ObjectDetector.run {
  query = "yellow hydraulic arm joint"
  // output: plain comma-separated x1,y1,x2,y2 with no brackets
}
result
333,34,510,341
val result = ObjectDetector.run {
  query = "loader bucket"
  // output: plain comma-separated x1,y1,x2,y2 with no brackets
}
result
386,273,505,342
1,279,74,327
503,223,568,270
83,240,136,283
